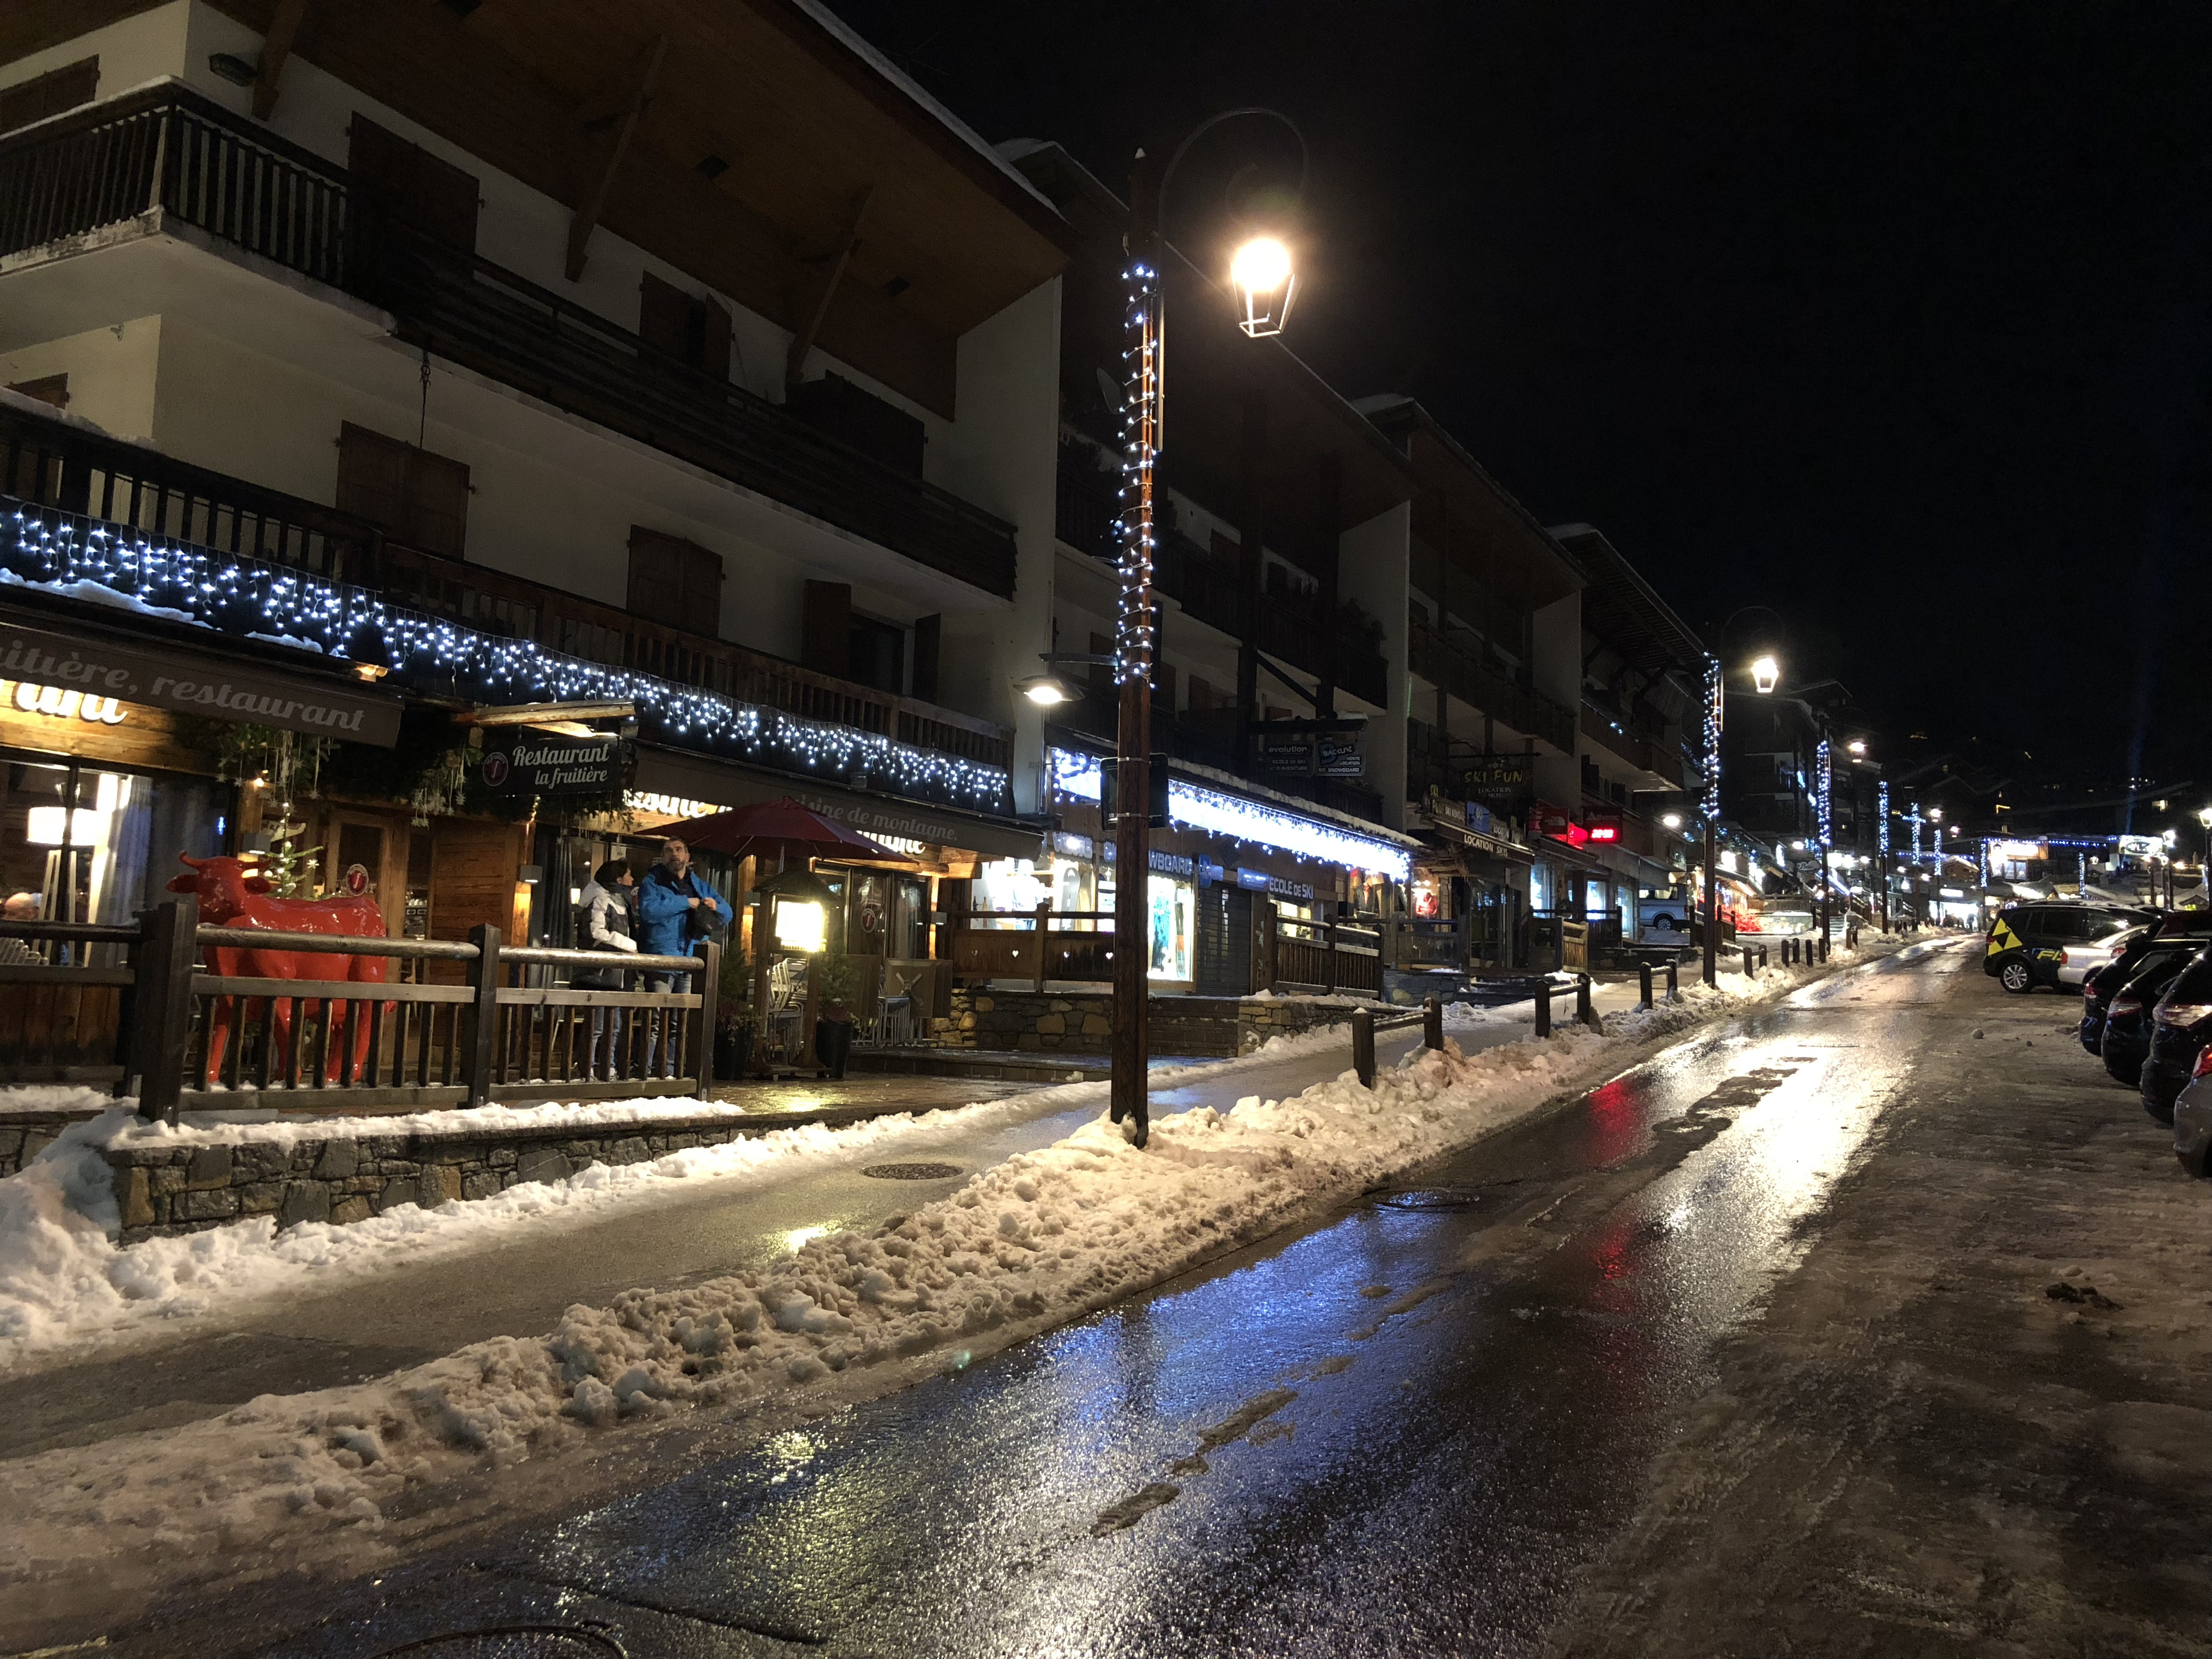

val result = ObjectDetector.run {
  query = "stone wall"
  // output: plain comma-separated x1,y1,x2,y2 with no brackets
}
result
0,1114,91,1179
101,1103,895,1245
941,989,1366,1058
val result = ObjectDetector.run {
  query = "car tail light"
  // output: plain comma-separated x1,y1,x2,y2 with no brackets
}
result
2113,994,2142,1019
2194,1046,2212,1081
2158,1003,2212,1030
2059,949,2072,966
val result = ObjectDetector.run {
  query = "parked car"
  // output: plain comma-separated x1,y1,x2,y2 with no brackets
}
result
2079,925,2157,1051
1986,902,2152,993
2172,1044,2212,1175
2141,948,2212,1124
2100,950,2197,1086
2059,914,2161,985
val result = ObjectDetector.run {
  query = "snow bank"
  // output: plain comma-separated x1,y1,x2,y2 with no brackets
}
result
0,1084,122,1119
0,960,1855,1598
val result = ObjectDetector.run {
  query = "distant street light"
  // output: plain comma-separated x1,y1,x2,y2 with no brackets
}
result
1661,811,1683,830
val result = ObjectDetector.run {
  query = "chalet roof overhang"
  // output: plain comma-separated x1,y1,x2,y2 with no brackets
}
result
1360,397,1582,611
1551,524,1708,681
142,0,1077,418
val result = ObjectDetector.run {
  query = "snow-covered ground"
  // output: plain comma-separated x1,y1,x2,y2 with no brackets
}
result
0,946,1895,1615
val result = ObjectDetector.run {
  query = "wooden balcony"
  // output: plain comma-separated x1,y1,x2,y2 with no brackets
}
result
0,398,1011,783
1408,618,1575,754
0,85,1018,600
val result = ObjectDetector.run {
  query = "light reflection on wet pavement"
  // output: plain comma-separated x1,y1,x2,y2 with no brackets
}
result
247,942,1966,1659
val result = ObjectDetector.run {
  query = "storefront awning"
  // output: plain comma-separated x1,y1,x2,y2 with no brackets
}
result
632,745,1045,860
1426,816,1534,866
0,605,403,746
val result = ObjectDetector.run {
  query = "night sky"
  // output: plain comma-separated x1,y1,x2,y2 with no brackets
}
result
829,0,2212,796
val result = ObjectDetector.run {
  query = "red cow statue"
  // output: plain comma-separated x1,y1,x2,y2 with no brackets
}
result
166,853,392,1083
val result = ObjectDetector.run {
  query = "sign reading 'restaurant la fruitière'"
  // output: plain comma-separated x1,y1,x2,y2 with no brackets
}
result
0,617,403,745
479,732,626,794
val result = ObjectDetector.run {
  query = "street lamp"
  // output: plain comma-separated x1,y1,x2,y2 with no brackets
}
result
1110,109,1308,1151
1751,654,1780,695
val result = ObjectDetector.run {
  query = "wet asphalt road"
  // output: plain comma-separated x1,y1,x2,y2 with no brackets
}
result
137,941,1964,1659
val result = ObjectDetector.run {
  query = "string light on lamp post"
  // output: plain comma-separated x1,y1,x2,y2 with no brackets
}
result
1106,109,1308,1152
1701,652,1722,988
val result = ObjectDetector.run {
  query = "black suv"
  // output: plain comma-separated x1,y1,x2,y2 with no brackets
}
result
1985,904,2147,994
2102,951,2198,1086
2142,948,2212,1123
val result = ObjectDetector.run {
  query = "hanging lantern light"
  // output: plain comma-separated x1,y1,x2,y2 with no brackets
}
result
1230,236,1296,337
1750,654,1781,695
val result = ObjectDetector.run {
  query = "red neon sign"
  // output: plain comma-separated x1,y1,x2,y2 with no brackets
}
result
1588,825,1619,842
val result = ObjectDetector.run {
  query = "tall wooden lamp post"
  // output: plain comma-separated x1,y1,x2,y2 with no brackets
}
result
1109,111,1306,1150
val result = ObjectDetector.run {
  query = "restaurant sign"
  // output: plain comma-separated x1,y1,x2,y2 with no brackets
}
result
479,731,627,794
0,617,402,745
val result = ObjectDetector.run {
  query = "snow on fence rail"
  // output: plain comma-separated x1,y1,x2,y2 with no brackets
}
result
0,901,721,1121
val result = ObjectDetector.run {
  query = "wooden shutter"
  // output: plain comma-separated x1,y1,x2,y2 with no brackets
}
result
628,529,719,631
0,59,97,136
6,375,68,410
403,446,469,559
336,422,411,538
337,423,468,560
347,116,479,252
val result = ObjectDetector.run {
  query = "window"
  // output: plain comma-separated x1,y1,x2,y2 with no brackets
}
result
336,423,469,559
627,528,722,633
347,116,479,252
639,273,732,380
0,59,97,137
848,614,904,696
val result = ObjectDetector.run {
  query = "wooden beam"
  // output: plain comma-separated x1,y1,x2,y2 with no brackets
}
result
251,0,309,120
565,34,670,282
784,185,874,387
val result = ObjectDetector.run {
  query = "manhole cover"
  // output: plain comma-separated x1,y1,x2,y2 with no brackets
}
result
371,1629,623,1659
1368,1184,1488,1211
861,1161,963,1181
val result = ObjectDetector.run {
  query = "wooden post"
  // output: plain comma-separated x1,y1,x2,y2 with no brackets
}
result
1638,960,1653,1009
1535,981,1552,1037
1034,900,1051,994
1423,995,1443,1051
694,940,721,1100
129,895,197,1123
1577,973,1595,1027
750,894,771,1075
1743,946,1756,978
1666,959,1679,1001
464,922,501,1107
1352,1006,1376,1087
1324,916,1339,995
1262,900,1280,992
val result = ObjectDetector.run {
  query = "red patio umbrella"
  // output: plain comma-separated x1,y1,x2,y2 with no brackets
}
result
656,797,907,866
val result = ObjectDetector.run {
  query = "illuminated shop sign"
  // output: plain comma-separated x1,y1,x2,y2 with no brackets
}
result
4,680,126,724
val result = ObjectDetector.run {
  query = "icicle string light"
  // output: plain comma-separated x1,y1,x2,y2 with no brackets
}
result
1878,778,1890,857
1113,259,1160,687
1048,747,1411,879
2,503,1011,813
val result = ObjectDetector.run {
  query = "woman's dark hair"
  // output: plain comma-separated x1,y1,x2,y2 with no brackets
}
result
593,859,633,888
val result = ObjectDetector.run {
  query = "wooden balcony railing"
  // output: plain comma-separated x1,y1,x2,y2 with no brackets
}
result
1408,618,1575,754
0,84,1018,600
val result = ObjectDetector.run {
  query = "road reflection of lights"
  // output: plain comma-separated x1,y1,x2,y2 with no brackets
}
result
784,1224,834,1253
763,1429,818,1484
1665,1202,1692,1230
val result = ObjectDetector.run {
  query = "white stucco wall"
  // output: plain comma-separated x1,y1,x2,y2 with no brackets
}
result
932,278,1060,810
1337,502,1411,829
0,317,162,439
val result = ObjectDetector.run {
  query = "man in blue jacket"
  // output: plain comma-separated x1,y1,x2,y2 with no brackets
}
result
635,837,733,1077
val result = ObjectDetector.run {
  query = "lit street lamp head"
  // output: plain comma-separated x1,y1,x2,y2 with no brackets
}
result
1015,672,1077,707
1750,654,1781,695
1232,236,1296,337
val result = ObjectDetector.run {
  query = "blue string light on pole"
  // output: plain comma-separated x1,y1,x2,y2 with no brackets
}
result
3,502,1012,815
1700,651,1722,988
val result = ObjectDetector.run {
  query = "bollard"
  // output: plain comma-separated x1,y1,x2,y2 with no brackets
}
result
1820,931,1830,963
1666,959,1679,1001
1535,982,1552,1038
1423,995,1444,1051
1743,946,1756,978
1577,973,1595,1027
1353,1006,1376,1087
1638,960,1653,1009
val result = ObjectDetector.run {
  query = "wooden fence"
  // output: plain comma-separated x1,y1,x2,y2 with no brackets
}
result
0,900,719,1120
